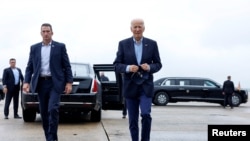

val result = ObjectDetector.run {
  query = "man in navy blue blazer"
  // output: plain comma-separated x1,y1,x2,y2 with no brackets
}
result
23,23,73,141
113,18,162,141
2,58,24,119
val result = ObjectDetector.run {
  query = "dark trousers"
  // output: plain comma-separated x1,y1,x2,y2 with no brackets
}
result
37,79,60,141
126,91,152,141
4,85,20,117
224,93,233,107
122,99,127,116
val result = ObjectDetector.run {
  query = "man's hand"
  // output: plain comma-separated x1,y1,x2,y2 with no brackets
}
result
64,83,72,94
22,83,30,93
140,63,150,71
129,65,139,72
3,87,7,94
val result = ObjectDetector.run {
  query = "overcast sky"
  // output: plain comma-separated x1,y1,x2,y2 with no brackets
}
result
0,0,249,88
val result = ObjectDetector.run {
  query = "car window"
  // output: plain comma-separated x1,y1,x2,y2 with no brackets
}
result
162,79,177,86
71,63,92,77
190,80,202,86
163,79,190,86
161,78,218,87
204,80,217,87
179,80,186,86
99,71,116,81
162,80,169,86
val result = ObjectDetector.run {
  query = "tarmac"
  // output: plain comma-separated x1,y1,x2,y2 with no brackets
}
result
0,98,249,141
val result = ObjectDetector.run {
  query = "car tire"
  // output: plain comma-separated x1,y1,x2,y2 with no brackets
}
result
232,93,242,107
154,92,169,106
90,108,101,122
22,109,36,122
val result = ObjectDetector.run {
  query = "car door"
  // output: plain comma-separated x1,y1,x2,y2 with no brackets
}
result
93,64,124,110
177,79,205,100
167,79,199,100
188,79,208,100
202,80,224,102
159,78,186,100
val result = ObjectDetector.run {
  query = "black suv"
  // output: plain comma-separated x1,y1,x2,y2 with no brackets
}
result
153,77,248,106
21,63,124,122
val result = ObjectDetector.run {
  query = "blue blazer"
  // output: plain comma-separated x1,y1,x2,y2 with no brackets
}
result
24,40,73,93
113,37,162,98
2,67,24,91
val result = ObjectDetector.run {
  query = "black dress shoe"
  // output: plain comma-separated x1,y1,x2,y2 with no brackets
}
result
14,115,22,119
4,116,8,119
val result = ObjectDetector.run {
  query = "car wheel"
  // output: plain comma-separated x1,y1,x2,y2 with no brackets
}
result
22,109,36,122
232,93,242,107
154,92,169,106
90,108,101,122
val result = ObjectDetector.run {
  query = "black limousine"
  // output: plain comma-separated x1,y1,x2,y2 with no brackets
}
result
153,77,248,107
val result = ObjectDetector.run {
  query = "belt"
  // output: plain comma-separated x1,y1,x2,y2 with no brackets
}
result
39,76,52,80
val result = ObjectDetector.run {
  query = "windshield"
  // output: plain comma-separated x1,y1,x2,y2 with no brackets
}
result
71,63,93,77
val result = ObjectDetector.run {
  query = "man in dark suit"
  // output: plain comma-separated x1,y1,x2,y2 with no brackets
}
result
22,23,73,141
222,75,235,109
2,58,24,119
100,72,109,81
113,18,162,141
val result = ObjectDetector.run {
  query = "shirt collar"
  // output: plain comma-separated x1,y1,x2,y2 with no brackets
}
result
133,37,143,44
42,41,52,46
